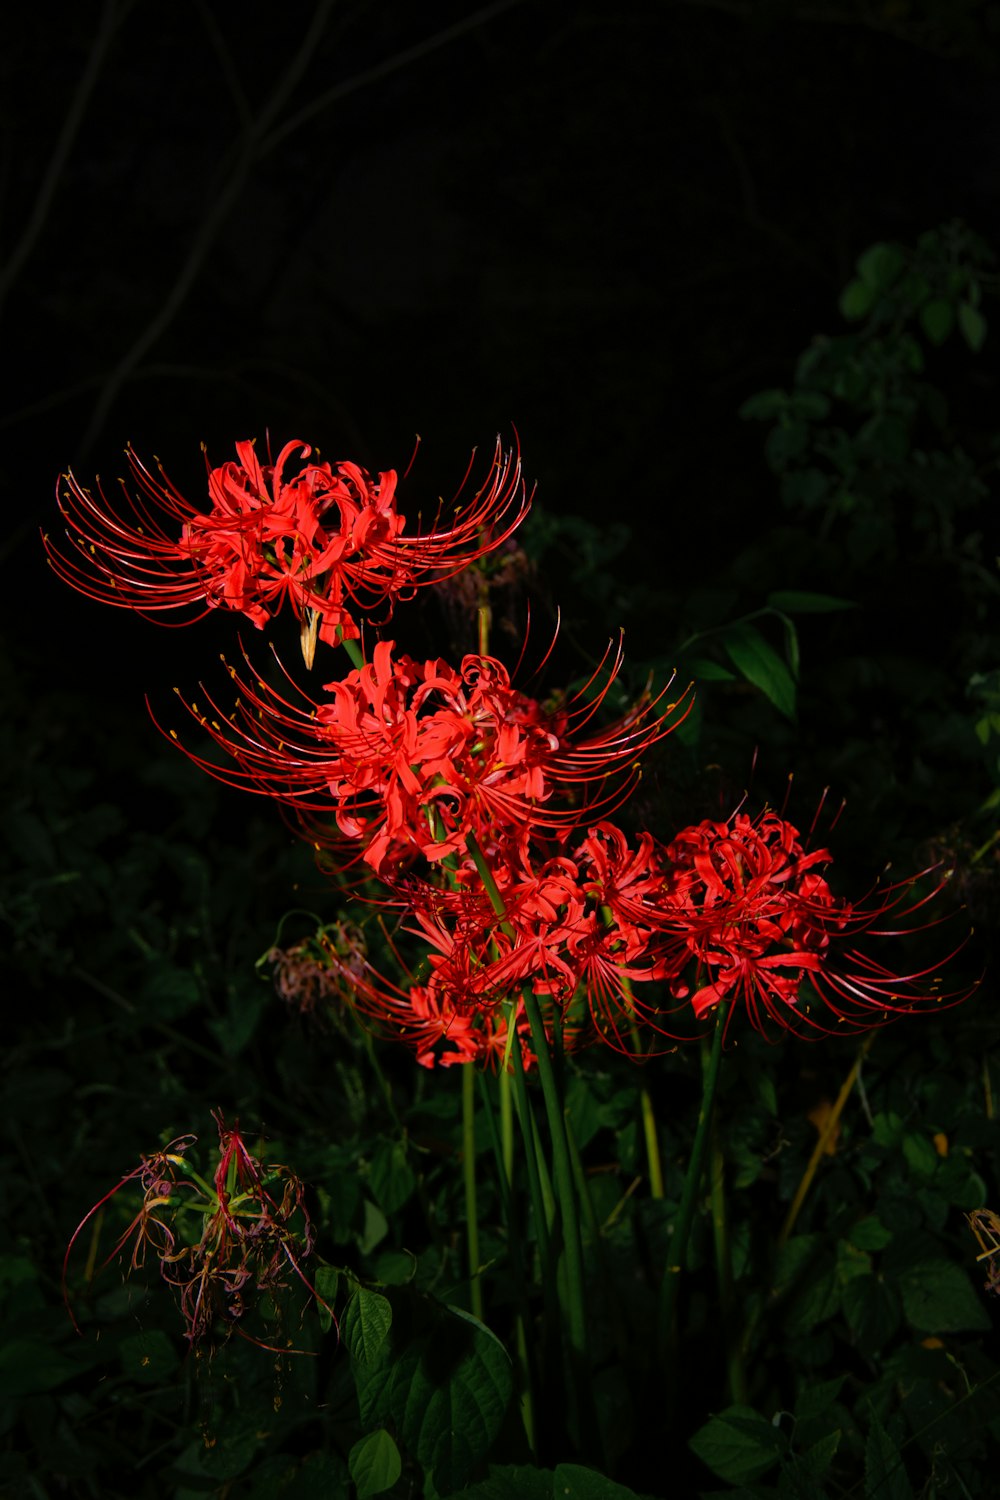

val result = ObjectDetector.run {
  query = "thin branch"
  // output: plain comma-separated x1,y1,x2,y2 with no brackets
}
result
193,0,254,131
79,0,337,456
259,0,532,158
78,0,531,455
674,0,981,60
0,0,128,318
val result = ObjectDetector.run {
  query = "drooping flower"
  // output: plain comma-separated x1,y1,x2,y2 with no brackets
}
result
46,436,530,658
269,918,371,1016
168,637,686,877
63,1113,331,1348
655,807,972,1039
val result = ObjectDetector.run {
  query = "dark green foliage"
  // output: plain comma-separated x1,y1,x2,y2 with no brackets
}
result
6,221,1000,1497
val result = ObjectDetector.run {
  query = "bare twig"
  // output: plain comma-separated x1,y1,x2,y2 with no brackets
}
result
80,0,337,456
79,0,532,458
0,0,128,319
259,0,531,157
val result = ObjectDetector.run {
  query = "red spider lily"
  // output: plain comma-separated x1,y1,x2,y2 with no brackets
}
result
63,1114,333,1349
347,825,679,1056
165,636,687,877
365,980,540,1071
45,435,530,659
272,862,545,1068
656,808,973,1040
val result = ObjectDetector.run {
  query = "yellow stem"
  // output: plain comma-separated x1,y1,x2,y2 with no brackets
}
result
778,1032,875,1248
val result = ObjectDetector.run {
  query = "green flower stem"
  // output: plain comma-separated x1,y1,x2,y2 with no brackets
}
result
477,1071,538,1458
512,1032,562,1450
659,1000,728,1362
520,988,588,1365
566,1104,630,1362
513,1045,555,1254
565,1111,600,1247
467,829,595,1454
462,1062,484,1320
500,1059,515,1185
638,1070,665,1200
598,905,664,1199
708,1108,746,1404
338,632,366,671
526,1082,556,1228
466,833,588,1356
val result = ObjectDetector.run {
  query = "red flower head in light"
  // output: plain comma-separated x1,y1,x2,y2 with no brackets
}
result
169,636,686,877
347,823,680,1060
46,435,530,662
656,807,972,1040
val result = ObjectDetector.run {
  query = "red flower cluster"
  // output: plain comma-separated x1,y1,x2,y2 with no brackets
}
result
346,824,677,1060
46,425,973,1068
338,807,970,1060
46,436,529,658
173,637,682,876
655,808,967,1039
63,1113,330,1348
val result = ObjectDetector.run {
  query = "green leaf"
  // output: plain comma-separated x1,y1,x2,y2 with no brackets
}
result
353,1292,512,1493
840,279,875,320
901,1133,937,1178
459,1464,554,1499
750,1069,778,1118
872,1111,903,1148
780,615,800,682
958,301,987,352
841,1274,901,1355
856,242,904,292
567,1074,604,1149
897,1259,990,1333
349,1430,402,1499
280,1452,350,1498
789,391,831,421
781,1430,841,1493
373,1249,417,1285
198,1414,263,1482
775,1236,838,1336
119,1329,179,1384
794,1377,845,1451
795,1376,844,1422
722,624,796,719
739,388,789,421
864,1408,913,1500
369,1139,416,1215
767,590,855,614
314,1265,339,1331
859,413,909,461
919,298,954,345
0,1338,78,1396
552,1463,642,1497
765,421,809,470
0,1254,36,1292
687,658,738,683
342,1286,393,1363
358,1198,389,1254
781,466,830,511
848,1216,893,1252
689,1405,787,1485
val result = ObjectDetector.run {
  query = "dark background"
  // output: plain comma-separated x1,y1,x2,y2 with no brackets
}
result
4,8,1000,1493
6,0,1000,671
